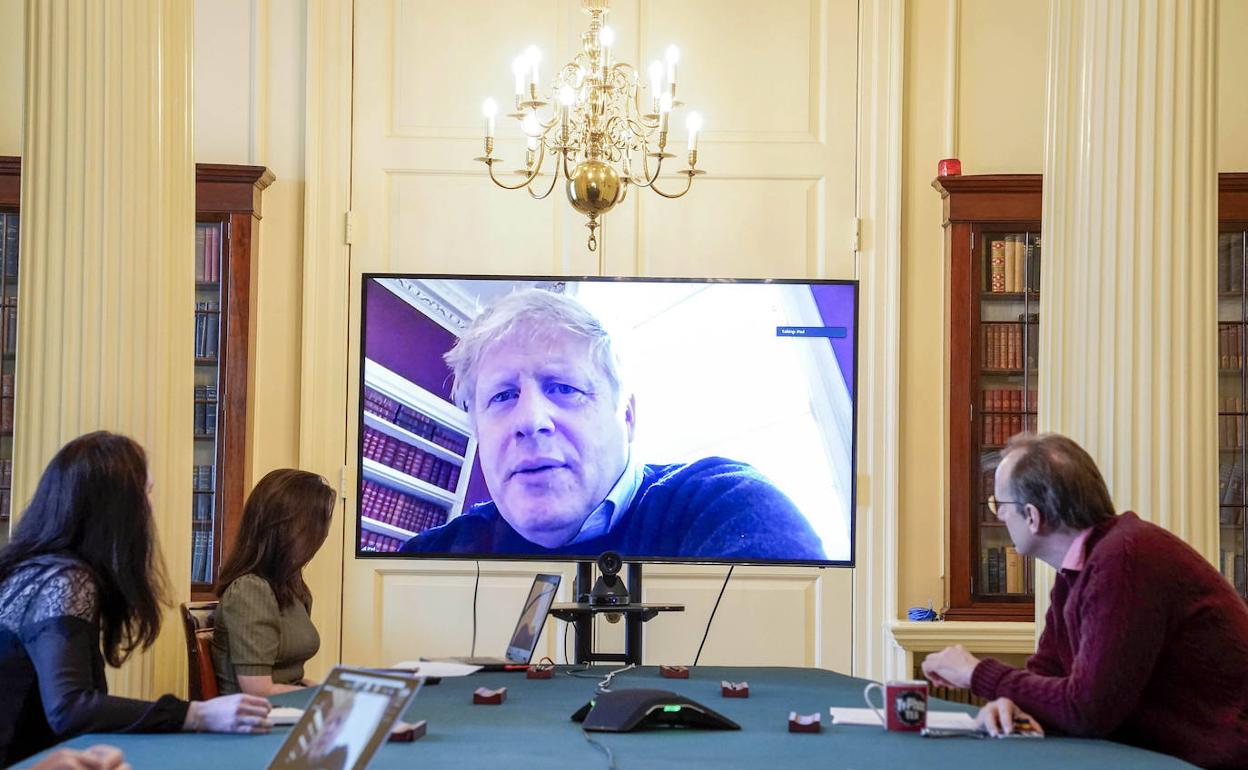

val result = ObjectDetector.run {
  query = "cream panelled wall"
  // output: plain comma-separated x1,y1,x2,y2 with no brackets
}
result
897,0,1047,620
0,0,20,156
17,0,194,699
343,0,861,670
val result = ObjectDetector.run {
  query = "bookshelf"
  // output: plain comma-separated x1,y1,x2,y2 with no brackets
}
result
1219,173,1248,600
191,164,273,597
0,158,18,548
359,359,476,554
934,174,1042,622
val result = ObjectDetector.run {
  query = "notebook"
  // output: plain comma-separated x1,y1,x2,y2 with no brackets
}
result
266,666,422,770
428,573,560,671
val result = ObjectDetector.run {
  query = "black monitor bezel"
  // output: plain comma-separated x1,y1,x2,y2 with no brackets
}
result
356,273,859,568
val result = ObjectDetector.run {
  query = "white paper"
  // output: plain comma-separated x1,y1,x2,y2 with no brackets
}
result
389,660,483,677
828,707,978,730
269,707,304,726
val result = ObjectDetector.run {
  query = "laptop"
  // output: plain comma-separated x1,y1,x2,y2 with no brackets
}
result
430,573,560,671
267,666,422,770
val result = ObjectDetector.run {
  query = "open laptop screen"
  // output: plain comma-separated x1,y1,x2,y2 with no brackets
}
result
505,574,560,663
268,667,421,770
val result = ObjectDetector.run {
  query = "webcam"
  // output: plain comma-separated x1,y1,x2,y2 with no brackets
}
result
589,551,630,607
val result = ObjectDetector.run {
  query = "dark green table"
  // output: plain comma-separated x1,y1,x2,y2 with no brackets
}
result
26,666,1195,769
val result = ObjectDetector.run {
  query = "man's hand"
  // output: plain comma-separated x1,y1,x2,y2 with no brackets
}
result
920,643,981,690
976,697,1044,737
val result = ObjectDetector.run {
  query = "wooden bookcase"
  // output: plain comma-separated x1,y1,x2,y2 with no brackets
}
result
0,157,272,593
1218,173,1248,600
937,172,1248,619
935,174,1042,622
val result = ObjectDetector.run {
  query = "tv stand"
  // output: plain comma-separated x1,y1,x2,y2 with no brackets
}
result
550,562,683,665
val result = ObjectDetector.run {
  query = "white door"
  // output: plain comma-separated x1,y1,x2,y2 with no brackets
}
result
344,0,860,670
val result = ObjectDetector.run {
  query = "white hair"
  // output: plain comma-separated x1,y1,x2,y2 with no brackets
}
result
445,288,623,411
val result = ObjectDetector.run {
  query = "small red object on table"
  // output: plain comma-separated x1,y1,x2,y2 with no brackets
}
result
659,665,689,679
788,712,821,733
473,686,507,705
526,660,554,680
721,681,749,698
388,720,427,742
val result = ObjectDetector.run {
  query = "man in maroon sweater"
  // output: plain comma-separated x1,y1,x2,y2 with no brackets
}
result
923,432,1248,769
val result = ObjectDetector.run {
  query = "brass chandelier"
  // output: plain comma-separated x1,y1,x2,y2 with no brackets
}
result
475,0,704,252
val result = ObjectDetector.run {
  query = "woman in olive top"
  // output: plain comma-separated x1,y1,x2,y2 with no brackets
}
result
212,469,335,696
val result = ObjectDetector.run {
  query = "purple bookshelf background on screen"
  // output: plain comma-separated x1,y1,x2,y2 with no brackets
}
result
811,283,856,397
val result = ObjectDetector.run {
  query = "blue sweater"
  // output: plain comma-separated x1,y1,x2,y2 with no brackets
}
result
399,457,827,562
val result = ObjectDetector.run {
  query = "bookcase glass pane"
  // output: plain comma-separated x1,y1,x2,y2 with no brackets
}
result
192,220,224,585
0,212,16,549
1218,229,1248,599
976,230,1041,601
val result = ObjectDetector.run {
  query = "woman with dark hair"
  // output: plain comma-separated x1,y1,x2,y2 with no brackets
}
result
212,469,336,696
0,431,272,768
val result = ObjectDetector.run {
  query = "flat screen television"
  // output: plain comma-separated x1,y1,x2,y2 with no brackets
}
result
357,275,857,567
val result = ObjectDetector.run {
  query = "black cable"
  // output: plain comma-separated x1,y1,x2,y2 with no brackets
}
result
693,565,733,666
470,561,480,657
564,618,571,666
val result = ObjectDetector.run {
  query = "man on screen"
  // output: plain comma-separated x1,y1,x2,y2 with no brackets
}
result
399,288,826,560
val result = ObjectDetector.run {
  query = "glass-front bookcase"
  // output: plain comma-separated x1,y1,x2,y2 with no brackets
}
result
1220,173,1248,600
935,174,1042,621
192,219,226,584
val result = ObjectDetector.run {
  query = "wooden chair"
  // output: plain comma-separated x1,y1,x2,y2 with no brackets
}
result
180,601,220,701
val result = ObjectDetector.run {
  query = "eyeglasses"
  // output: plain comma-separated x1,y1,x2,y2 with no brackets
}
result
987,495,1023,517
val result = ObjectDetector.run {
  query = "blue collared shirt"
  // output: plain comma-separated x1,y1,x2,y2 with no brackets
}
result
568,452,642,545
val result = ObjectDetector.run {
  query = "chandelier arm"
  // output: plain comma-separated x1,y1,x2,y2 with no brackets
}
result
484,145,546,191
527,153,562,200
627,149,664,188
562,147,575,180
648,171,695,200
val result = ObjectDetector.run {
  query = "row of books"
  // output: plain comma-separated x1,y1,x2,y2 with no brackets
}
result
362,386,470,455
360,479,448,534
0,373,12,432
191,519,214,583
1219,549,1246,595
194,385,219,437
1220,455,1246,505
983,413,1037,448
987,234,1041,294
0,214,17,278
1218,232,1245,294
0,458,11,520
1219,397,1246,449
191,463,216,582
194,302,221,360
981,544,1033,595
362,426,462,492
360,530,404,554
981,317,1039,371
1220,507,1243,526
194,223,223,283
0,299,16,356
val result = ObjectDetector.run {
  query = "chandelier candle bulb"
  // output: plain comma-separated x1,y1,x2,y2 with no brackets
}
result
512,56,527,99
600,26,614,65
526,45,542,90
686,111,702,154
648,60,664,112
482,98,498,140
665,44,680,93
659,91,673,136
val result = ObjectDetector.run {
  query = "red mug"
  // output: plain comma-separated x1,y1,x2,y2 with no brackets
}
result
863,680,928,732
